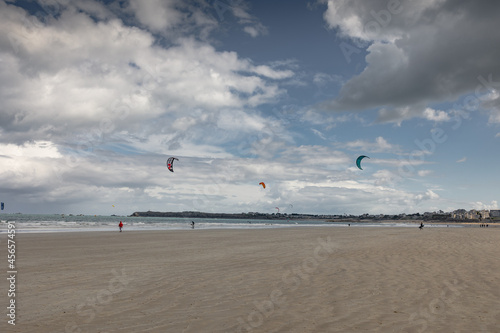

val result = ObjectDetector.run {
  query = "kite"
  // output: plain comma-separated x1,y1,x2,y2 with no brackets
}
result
259,182,266,189
1,202,3,210
275,207,280,213
167,157,179,172
356,155,370,170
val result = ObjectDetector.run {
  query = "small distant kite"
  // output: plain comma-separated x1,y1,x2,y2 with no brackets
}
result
1,202,4,210
167,157,179,172
356,155,370,170
112,205,115,207
275,207,280,213
259,182,266,189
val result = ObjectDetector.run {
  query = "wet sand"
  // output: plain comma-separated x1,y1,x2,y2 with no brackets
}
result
2,226,500,332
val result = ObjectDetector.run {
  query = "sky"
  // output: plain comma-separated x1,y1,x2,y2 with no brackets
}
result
1,0,499,216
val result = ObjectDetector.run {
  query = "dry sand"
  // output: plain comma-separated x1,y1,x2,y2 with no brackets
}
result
2,227,500,332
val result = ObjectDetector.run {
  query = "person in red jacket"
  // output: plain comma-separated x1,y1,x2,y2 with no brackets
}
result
119,221,123,232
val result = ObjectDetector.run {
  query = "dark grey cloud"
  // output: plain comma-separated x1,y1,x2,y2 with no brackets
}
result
321,0,500,123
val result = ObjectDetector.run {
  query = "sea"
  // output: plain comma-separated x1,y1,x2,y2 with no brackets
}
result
0,213,457,233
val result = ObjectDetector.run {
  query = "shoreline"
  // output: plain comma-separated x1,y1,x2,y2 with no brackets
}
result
3,220,492,235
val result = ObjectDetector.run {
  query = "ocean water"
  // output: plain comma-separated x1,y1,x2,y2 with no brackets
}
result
0,214,454,233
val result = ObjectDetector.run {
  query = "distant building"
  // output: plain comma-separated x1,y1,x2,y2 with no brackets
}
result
479,210,490,219
451,209,491,220
466,210,480,220
452,209,467,219
490,210,500,217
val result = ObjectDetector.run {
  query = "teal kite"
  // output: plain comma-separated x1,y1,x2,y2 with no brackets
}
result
356,155,369,170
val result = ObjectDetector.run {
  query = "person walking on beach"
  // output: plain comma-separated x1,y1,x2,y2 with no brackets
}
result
119,221,123,232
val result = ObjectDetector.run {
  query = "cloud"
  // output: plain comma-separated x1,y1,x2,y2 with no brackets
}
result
482,90,500,124
414,189,439,204
129,0,184,32
1,0,489,216
372,169,399,186
417,170,433,177
313,72,342,86
340,136,401,153
422,108,450,122
321,0,500,123
243,23,267,38
0,0,300,214
472,200,499,210
229,1,268,37
311,128,327,140
0,2,294,147
456,157,466,163
321,0,406,42
377,106,451,124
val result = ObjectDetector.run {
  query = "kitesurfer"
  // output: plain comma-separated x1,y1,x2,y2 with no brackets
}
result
191,221,195,229
419,222,424,230
119,221,123,232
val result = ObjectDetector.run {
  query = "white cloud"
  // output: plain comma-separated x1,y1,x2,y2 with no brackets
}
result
415,189,439,201
0,141,61,158
321,0,439,43
372,169,400,186
311,128,327,140
230,2,268,37
129,0,182,32
253,65,294,80
378,106,450,124
313,72,342,86
472,200,499,210
341,136,401,153
456,157,466,163
422,108,450,122
0,2,294,147
417,170,433,177
243,25,258,37
483,90,500,124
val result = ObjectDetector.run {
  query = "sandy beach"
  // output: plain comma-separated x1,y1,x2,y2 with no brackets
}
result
2,227,500,332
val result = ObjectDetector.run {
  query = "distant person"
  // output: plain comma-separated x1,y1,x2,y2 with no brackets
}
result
419,222,424,230
119,221,123,232
191,221,195,229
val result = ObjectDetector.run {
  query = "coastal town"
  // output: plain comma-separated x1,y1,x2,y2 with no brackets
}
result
131,209,500,222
